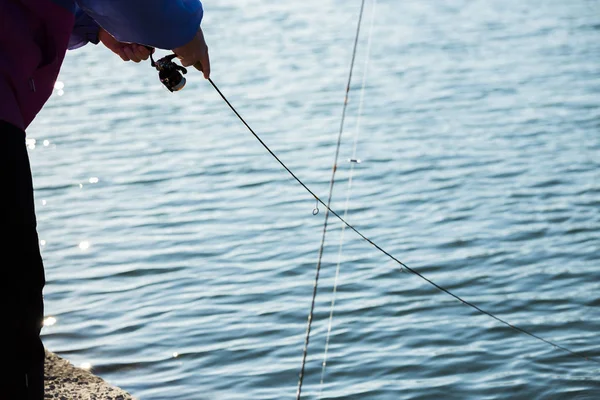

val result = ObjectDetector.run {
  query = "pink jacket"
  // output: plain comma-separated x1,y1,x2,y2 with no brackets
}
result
0,0,204,131
0,0,74,130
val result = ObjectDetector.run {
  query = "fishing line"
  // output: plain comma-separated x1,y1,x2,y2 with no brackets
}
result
206,74,599,368
319,0,378,396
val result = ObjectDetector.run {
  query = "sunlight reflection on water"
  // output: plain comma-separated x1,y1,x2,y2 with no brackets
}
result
28,0,600,399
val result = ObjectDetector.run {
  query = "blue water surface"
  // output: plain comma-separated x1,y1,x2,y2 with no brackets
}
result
29,0,599,399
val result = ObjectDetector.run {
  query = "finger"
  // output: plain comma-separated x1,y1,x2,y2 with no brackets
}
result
134,45,150,61
124,46,141,63
117,49,130,62
199,49,210,79
196,28,211,79
180,57,195,67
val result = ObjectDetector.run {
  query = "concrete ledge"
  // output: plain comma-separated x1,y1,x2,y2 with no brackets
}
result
45,351,134,400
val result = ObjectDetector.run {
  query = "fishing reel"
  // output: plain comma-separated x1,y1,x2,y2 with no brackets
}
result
150,53,188,92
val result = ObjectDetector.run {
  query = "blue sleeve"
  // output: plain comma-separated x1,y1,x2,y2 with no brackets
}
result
74,0,204,49
68,6,100,50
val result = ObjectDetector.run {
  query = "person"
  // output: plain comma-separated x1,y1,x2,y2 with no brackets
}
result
0,1,210,398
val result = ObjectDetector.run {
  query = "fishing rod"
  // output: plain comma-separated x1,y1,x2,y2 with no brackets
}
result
296,0,369,398
146,52,599,371
318,2,378,397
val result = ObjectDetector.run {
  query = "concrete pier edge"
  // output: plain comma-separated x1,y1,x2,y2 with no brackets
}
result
45,351,135,400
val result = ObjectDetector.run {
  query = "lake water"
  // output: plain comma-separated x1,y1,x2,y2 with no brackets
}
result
29,0,599,399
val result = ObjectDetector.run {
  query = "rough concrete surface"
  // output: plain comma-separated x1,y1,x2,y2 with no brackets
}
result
45,351,134,400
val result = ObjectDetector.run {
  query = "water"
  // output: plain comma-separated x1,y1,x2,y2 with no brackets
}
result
28,0,599,398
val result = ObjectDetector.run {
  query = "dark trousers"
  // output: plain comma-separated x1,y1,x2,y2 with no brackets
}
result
0,121,45,400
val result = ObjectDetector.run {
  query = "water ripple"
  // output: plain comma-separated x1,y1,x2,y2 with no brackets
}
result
27,0,600,399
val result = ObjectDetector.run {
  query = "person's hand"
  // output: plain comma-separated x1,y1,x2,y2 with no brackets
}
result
99,28,153,63
173,27,211,79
